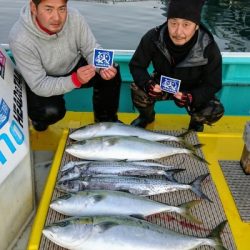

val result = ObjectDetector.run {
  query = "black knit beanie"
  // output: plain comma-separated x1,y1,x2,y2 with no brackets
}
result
167,0,205,24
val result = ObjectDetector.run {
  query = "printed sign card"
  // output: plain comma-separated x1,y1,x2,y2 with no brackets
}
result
93,48,114,68
160,75,181,94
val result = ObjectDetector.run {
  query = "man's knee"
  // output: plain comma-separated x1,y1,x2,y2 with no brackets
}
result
28,101,66,124
131,83,155,108
43,105,66,123
191,99,224,125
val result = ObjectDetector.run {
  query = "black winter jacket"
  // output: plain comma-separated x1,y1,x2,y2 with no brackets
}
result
129,22,222,108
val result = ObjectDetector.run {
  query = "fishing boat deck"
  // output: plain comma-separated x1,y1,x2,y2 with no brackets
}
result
28,112,250,250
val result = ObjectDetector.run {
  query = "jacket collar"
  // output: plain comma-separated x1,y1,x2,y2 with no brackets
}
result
154,22,213,67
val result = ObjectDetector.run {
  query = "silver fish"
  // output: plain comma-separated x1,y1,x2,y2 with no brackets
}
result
69,122,190,144
43,216,228,250
56,173,211,201
60,160,175,172
60,161,92,172
50,190,201,223
65,136,207,163
58,163,183,183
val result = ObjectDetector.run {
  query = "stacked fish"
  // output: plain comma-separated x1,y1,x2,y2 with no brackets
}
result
64,122,207,162
43,122,228,250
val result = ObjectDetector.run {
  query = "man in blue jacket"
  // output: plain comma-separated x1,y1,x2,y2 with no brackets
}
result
129,0,224,131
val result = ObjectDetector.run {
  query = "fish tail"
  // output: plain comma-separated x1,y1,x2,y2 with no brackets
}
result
175,130,197,149
192,143,205,149
184,142,204,151
207,220,228,250
190,173,213,202
186,144,209,164
163,168,185,182
177,200,203,224
177,139,197,151
183,143,208,164
191,152,209,164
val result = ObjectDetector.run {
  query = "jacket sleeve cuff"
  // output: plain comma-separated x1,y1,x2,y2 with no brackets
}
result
71,72,82,88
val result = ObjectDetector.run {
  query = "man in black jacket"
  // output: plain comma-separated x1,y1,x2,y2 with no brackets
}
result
129,0,224,131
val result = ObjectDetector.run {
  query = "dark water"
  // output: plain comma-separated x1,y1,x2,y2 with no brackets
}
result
0,0,249,52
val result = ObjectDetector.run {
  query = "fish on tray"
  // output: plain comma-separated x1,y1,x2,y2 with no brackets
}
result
58,163,184,182
43,216,228,250
65,136,208,163
56,173,211,202
69,122,192,146
60,160,177,172
50,190,202,224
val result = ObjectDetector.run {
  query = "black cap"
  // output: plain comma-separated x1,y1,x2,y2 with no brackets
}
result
167,0,205,24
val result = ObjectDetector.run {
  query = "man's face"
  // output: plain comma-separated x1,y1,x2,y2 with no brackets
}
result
31,0,67,33
167,18,198,46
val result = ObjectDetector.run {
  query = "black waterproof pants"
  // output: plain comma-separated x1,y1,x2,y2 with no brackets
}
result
26,58,121,127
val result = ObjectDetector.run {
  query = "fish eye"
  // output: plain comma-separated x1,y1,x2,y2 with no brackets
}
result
61,194,71,200
57,221,70,227
79,141,87,145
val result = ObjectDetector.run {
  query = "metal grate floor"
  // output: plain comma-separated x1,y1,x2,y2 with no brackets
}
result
219,160,250,222
40,130,236,250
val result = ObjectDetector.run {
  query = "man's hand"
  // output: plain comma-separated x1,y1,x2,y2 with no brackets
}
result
77,65,96,84
145,80,164,100
173,92,193,107
99,66,117,80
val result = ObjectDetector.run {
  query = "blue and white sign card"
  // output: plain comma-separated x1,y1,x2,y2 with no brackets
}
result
93,48,114,68
160,75,181,94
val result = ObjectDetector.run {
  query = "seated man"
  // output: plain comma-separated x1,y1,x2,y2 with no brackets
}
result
9,0,121,131
129,0,224,131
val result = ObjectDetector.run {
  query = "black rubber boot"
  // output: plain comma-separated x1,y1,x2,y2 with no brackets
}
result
188,119,204,132
32,121,48,131
93,64,121,122
130,106,155,128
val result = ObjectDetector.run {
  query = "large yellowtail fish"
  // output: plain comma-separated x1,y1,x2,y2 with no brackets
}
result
50,190,202,223
69,122,192,145
43,216,228,250
65,136,208,163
